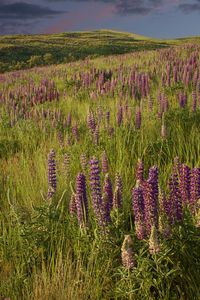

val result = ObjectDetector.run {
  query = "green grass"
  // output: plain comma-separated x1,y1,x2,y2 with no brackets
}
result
0,40,200,299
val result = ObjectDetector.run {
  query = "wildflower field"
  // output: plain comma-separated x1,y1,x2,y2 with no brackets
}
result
0,34,200,299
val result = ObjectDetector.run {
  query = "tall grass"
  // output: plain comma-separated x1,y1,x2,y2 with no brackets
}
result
0,45,200,299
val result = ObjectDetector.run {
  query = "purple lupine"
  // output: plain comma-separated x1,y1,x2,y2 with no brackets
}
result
148,166,159,203
143,180,158,234
135,159,144,183
103,173,113,218
89,157,108,227
169,172,183,223
132,187,146,239
178,91,186,108
47,149,57,199
87,110,96,133
179,164,191,204
101,151,109,175
75,173,88,226
190,168,200,211
113,173,123,209
159,190,171,237
135,107,141,129
143,166,159,233
75,175,84,225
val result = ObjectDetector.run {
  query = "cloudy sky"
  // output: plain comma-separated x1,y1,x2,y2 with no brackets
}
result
0,0,200,38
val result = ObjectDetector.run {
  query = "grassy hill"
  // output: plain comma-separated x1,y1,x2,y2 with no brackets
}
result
1,29,200,73
1,38,200,299
0,29,170,73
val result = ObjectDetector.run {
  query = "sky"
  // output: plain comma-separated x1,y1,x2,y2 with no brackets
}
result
0,0,200,38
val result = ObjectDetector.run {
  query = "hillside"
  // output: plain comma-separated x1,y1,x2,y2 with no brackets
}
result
0,29,169,73
1,41,200,299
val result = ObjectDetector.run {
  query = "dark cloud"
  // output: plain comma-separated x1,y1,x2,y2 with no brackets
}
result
45,0,161,15
0,2,63,19
0,20,35,34
179,3,200,13
115,0,151,15
0,1,66,34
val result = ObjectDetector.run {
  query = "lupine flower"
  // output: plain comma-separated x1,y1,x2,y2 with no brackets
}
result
132,186,146,239
148,166,159,205
143,180,158,234
47,149,56,199
121,235,135,269
143,166,159,233
89,157,108,227
190,168,200,211
87,110,96,133
101,151,109,174
75,173,88,226
179,163,191,204
178,91,186,108
113,173,123,209
159,190,171,237
169,172,183,223
149,225,160,254
135,159,144,183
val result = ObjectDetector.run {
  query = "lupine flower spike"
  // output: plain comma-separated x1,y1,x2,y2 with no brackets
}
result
149,225,160,254
47,149,57,199
121,235,135,269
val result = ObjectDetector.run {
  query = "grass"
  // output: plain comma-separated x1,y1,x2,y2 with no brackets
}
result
0,38,200,299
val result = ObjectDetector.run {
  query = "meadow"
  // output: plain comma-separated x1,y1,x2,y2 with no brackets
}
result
0,34,200,299
0,29,192,73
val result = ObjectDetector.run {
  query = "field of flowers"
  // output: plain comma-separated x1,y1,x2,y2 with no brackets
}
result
0,43,200,299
